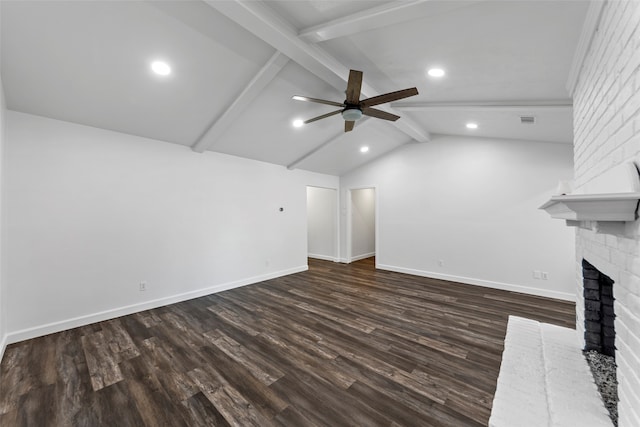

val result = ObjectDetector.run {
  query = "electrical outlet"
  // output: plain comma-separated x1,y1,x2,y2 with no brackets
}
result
541,272,549,280
533,270,542,279
139,281,147,291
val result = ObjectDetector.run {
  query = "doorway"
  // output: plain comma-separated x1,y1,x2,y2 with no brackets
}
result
306,186,338,262
348,187,376,263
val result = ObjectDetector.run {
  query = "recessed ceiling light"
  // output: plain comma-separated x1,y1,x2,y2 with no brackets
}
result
293,119,304,128
427,68,445,77
151,61,171,76
466,123,478,129
360,146,369,153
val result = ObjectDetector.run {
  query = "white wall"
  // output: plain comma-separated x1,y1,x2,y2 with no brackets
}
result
0,1,7,359
4,111,338,342
340,135,575,300
350,188,375,260
572,2,640,425
0,74,6,358
306,186,337,261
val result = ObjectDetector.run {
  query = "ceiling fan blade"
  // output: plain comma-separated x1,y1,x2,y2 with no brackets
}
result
345,70,363,104
304,109,343,124
292,95,344,107
362,107,401,121
345,121,355,132
359,87,419,108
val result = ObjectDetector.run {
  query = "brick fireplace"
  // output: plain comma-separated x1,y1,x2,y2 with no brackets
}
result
571,2,640,426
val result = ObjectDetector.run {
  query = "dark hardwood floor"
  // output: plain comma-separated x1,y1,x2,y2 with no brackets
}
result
0,258,575,426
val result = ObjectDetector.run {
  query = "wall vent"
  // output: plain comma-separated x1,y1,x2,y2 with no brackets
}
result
520,115,536,124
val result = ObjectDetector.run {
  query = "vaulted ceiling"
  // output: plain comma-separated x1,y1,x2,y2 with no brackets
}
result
1,0,589,176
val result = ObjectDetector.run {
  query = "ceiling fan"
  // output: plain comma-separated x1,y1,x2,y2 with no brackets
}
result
292,69,419,132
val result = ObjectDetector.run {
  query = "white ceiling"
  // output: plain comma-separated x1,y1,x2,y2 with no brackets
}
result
0,0,589,176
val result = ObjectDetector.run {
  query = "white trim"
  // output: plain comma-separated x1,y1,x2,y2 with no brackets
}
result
308,253,339,262
377,263,575,302
350,252,375,262
298,0,427,43
566,1,606,96
204,0,429,143
0,333,7,363
392,99,572,112
5,265,307,345
192,52,289,153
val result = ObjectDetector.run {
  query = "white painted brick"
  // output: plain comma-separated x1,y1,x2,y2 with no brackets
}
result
605,233,618,248
620,270,640,296
627,254,640,277
617,312,640,358
618,384,640,426
615,119,635,147
617,353,640,410
622,90,640,122
574,3,640,423
618,368,638,427
617,353,640,401
611,248,627,269
622,133,640,159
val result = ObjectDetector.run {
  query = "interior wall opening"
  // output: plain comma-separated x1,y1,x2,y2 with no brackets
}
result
306,186,338,262
349,187,376,263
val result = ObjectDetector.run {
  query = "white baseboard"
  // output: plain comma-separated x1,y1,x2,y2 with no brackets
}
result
308,253,339,262
377,264,575,302
350,252,375,262
5,265,308,345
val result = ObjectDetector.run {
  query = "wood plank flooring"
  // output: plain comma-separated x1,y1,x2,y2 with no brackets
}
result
0,258,575,426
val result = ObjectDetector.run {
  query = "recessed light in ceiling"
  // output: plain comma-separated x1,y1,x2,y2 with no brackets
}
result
151,61,171,76
466,123,478,129
427,68,445,77
360,146,370,153
292,119,304,128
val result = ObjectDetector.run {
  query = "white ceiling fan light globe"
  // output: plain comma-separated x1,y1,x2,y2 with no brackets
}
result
342,108,363,121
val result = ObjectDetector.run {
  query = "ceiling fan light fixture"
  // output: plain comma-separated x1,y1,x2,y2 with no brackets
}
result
342,108,363,121
292,119,304,128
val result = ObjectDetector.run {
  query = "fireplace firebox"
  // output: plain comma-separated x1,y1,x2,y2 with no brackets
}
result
582,259,616,357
